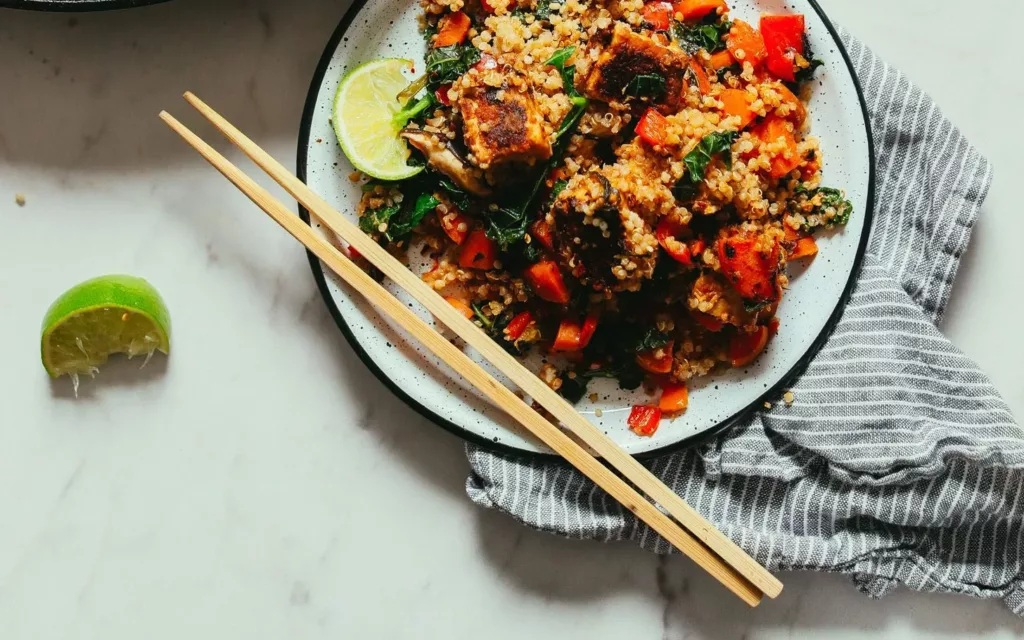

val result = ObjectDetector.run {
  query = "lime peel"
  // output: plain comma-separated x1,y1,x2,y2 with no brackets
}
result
332,58,426,181
41,275,171,382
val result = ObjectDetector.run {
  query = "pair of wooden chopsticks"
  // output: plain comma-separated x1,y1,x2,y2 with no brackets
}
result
160,92,783,606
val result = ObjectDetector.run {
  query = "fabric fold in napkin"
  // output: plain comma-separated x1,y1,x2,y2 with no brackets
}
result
464,29,1024,615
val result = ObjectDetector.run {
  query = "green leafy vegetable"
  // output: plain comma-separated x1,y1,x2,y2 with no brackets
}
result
437,178,472,211
744,299,771,314
794,57,824,84
471,303,494,331
425,45,481,88
625,73,667,98
549,179,568,203
485,49,589,249
535,0,555,21
672,18,731,55
676,131,737,196
632,328,671,353
359,204,400,236
545,46,590,139
359,191,439,243
801,186,852,227
793,34,824,84
392,92,438,129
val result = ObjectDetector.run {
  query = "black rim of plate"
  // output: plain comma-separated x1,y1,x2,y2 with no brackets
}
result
297,0,877,461
0,0,169,10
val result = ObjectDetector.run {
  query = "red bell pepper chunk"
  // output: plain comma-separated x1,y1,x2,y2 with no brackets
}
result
655,219,693,266
480,0,497,12
524,260,571,304
760,14,806,82
641,1,674,31
692,311,724,332
437,207,468,245
580,314,599,349
530,220,555,251
458,229,497,270
729,325,769,367
552,319,583,352
636,340,675,374
474,53,498,72
434,11,472,48
434,83,453,106
627,405,663,437
658,383,689,414
504,311,534,341
635,107,669,146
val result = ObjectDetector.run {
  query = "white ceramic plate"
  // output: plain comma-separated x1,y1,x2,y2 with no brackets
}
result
298,0,875,456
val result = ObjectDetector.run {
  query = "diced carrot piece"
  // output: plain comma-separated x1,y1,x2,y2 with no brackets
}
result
760,14,805,81
524,260,571,304
438,208,469,245
783,226,803,243
505,311,534,341
673,0,728,21
642,1,674,30
636,340,675,374
773,82,806,124
635,107,669,146
688,60,711,95
708,49,735,71
719,88,757,129
692,311,724,332
789,236,818,260
752,116,802,179
553,319,583,351
434,11,471,47
658,383,689,414
726,20,767,69
690,238,706,257
627,405,662,437
580,314,599,349
717,232,781,302
458,229,497,270
445,296,475,319
530,220,555,251
729,326,769,367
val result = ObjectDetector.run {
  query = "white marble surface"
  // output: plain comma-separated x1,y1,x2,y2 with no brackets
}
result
0,0,1021,637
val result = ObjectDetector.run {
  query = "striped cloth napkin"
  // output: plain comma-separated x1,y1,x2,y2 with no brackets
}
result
465,30,1024,614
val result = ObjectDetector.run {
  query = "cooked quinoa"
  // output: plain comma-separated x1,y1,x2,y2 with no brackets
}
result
351,0,852,434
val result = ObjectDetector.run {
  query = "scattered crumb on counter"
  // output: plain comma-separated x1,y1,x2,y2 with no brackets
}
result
594,409,603,418
763,401,772,410
783,391,795,405
15,193,26,206
588,393,599,402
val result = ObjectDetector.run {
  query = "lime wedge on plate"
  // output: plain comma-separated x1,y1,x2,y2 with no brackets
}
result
333,58,425,181
41,275,171,382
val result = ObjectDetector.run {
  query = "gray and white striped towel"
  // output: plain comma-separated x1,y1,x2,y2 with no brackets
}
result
465,30,1024,614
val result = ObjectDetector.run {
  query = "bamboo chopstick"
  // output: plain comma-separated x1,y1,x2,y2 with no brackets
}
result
161,93,782,604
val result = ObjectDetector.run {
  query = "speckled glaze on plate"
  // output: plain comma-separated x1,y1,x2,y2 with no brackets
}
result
298,0,875,457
